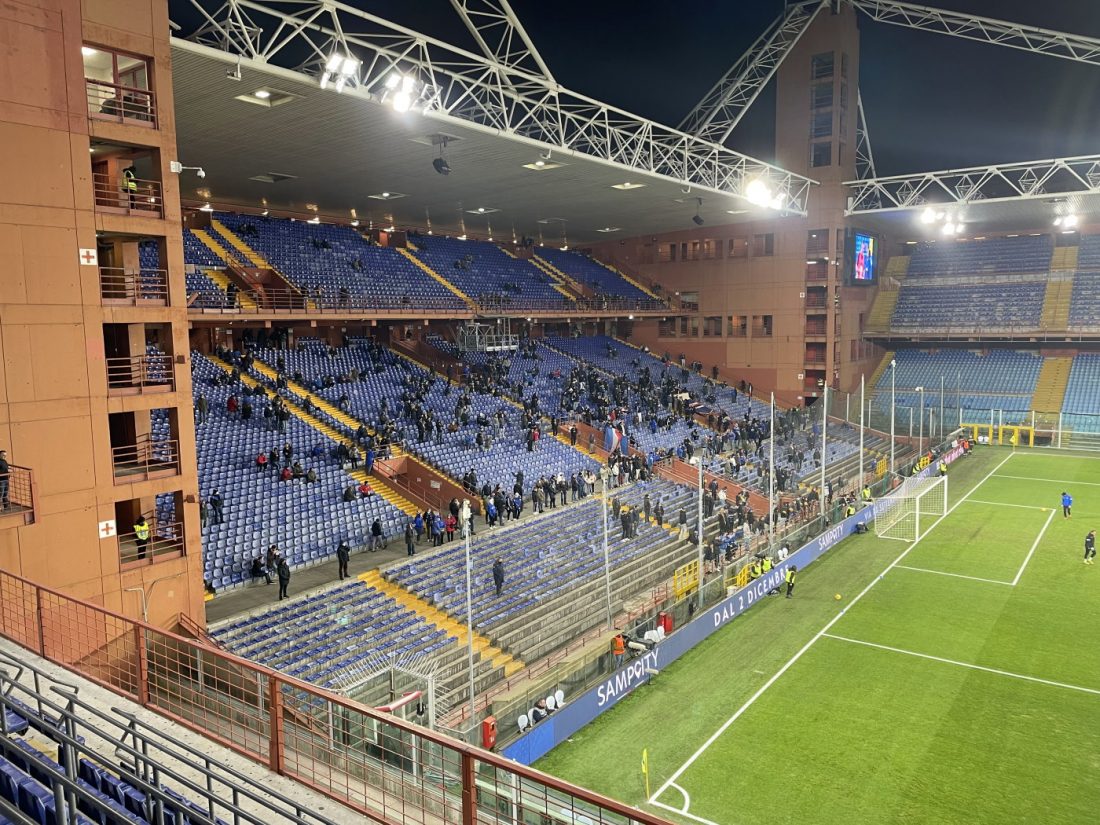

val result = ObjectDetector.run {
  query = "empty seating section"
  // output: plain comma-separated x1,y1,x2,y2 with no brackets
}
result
1068,272,1100,328
1061,354,1100,432
411,234,564,306
250,340,601,493
211,581,455,692
891,282,1045,330
182,229,229,307
536,248,651,301
872,350,1042,424
190,353,408,589
905,235,1053,278
212,213,466,310
384,477,691,659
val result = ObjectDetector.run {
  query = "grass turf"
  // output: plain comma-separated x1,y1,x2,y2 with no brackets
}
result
534,448,1100,824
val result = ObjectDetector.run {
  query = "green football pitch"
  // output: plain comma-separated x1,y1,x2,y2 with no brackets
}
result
536,448,1100,825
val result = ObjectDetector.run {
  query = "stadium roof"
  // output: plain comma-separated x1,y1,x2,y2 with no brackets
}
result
170,41,801,243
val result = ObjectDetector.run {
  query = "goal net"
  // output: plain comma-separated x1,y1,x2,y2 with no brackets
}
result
873,474,948,542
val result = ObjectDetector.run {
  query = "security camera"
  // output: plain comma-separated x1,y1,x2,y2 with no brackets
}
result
196,168,206,179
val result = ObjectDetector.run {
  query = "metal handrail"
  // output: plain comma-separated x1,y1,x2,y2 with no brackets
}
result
110,436,179,481
116,518,184,564
92,173,163,218
85,77,157,127
0,567,671,825
105,354,174,392
99,266,168,304
0,464,34,518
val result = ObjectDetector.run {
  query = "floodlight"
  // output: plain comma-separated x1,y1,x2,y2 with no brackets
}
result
393,91,411,112
920,207,937,224
744,178,772,206
326,54,344,73
1063,214,1079,229
385,73,401,90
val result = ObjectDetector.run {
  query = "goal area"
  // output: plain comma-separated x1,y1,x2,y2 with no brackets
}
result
873,474,948,542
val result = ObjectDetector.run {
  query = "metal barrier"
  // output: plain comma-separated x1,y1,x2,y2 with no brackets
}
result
85,78,157,127
0,568,670,825
111,437,179,482
105,355,174,393
92,173,164,219
0,464,35,522
99,266,168,304
117,518,184,566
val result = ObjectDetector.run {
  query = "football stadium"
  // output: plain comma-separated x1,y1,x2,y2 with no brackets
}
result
0,1,1098,824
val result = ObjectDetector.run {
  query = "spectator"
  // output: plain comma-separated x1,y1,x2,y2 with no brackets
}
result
276,557,291,600
336,540,350,580
369,518,386,551
0,450,8,509
492,558,505,596
208,490,224,525
530,698,549,724
195,394,208,424
405,522,416,557
250,557,271,584
132,515,150,560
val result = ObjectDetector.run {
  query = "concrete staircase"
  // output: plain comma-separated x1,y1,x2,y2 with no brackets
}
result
189,230,258,309
1030,356,1072,414
867,350,895,390
397,248,474,306
866,288,899,331
527,253,586,300
1051,246,1078,271
1041,275,1074,330
210,218,268,267
361,570,524,676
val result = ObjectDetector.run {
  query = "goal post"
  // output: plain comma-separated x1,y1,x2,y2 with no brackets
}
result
873,474,948,542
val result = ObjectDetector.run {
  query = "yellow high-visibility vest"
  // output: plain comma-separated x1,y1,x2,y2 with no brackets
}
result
134,522,150,540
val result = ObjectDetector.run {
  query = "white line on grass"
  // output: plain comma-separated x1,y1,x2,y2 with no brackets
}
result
1011,507,1056,586
895,565,1013,586
994,474,1100,487
650,800,721,825
648,451,1018,809
821,633,1100,697
962,499,1050,511
669,782,692,813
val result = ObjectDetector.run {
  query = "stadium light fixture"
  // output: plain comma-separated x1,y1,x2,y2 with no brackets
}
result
320,53,359,92
744,178,771,206
920,207,937,224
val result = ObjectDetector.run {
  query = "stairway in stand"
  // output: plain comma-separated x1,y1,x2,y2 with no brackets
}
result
360,570,524,676
1031,356,1072,417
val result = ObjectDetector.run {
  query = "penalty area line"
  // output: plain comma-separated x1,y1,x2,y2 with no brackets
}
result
895,565,1012,586
822,633,1100,697
647,451,1017,807
1011,507,1056,587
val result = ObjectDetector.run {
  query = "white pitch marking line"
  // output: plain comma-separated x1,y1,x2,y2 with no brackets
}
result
650,800,721,825
994,474,1100,487
669,782,691,813
822,633,1100,697
648,451,1018,807
895,565,1013,586
1011,507,1056,586
962,499,1049,511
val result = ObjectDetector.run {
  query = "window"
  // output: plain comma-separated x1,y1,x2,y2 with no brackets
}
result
752,315,774,338
753,233,775,257
841,52,849,79
728,315,748,338
805,259,829,281
811,111,832,139
840,83,848,112
658,244,675,263
702,239,718,260
680,242,688,261
680,317,688,335
680,291,700,311
659,318,676,337
703,316,722,337
806,230,829,255
811,83,833,110
811,142,831,168
83,46,156,126
811,52,834,80
690,316,700,337
685,241,701,261
728,237,749,259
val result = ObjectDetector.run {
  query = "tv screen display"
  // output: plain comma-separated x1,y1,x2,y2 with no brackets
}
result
851,232,877,284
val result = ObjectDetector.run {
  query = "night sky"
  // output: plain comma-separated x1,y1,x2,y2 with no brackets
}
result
172,0,1100,175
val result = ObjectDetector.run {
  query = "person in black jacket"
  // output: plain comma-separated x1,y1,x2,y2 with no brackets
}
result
277,558,291,600
492,558,505,596
337,540,351,579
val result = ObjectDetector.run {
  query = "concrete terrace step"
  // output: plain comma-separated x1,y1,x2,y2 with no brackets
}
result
360,570,524,676
397,247,474,306
210,218,268,267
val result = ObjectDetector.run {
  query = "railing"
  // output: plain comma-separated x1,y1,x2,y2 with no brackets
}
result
99,266,168,304
92,173,164,219
117,518,184,565
0,567,671,825
473,297,669,313
0,464,35,522
85,78,157,127
111,436,179,481
106,355,174,393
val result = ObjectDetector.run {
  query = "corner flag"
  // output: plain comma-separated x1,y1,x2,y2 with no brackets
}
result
641,748,650,798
